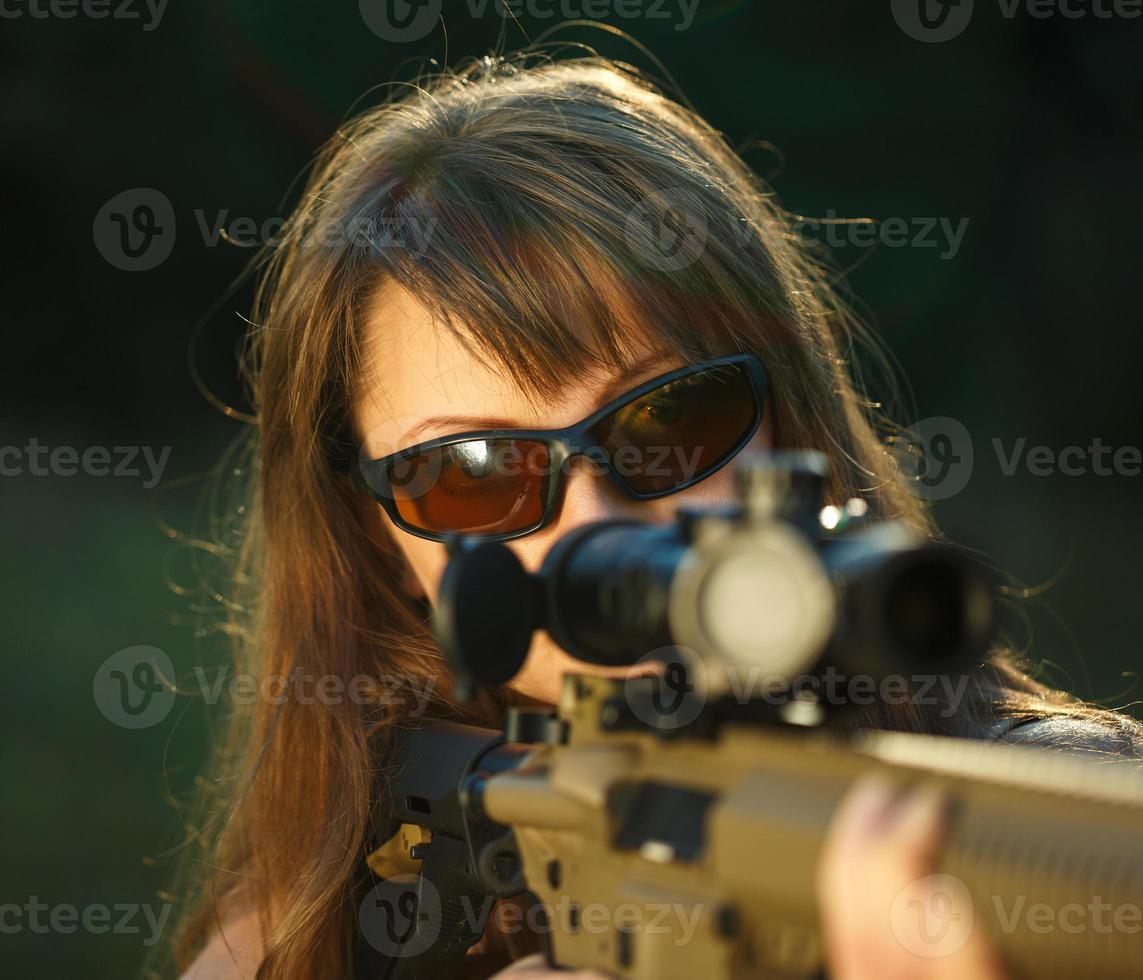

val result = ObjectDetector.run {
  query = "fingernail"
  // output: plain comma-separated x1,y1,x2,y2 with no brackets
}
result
891,782,951,848
848,773,899,835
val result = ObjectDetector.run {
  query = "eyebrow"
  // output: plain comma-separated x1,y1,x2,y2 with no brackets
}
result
399,413,519,445
398,352,679,447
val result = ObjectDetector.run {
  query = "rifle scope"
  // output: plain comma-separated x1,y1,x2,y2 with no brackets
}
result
434,452,996,701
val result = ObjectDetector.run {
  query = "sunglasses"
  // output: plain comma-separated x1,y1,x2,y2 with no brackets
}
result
353,352,769,543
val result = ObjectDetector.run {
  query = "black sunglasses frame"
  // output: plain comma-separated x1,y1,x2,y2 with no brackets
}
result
353,352,769,543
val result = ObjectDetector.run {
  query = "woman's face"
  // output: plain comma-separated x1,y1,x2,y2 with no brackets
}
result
354,282,772,704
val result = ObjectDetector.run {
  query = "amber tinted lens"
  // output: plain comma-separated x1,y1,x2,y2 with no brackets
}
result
389,438,549,536
590,364,757,494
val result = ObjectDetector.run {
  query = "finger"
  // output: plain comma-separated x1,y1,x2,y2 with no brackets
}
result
886,782,950,866
818,775,901,979
819,777,1010,980
816,773,896,900
879,789,1007,980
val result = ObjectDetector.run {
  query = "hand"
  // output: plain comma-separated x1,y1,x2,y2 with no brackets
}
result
465,897,616,980
817,776,1009,980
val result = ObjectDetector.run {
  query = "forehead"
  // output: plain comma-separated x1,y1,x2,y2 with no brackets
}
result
353,281,673,456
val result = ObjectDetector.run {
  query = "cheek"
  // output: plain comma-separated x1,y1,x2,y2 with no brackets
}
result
396,533,448,602
503,536,559,576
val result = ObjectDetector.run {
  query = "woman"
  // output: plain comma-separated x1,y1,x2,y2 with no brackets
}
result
174,53,1140,980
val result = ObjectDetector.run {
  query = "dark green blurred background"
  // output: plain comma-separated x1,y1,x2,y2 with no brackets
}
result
3,1,1142,976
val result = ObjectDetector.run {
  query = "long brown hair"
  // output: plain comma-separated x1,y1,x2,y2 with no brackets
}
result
171,52,1128,979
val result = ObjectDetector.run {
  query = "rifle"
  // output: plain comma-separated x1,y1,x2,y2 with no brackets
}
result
361,452,1143,979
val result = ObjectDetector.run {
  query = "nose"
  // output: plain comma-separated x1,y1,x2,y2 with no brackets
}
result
554,462,646,533
509,458,672,573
